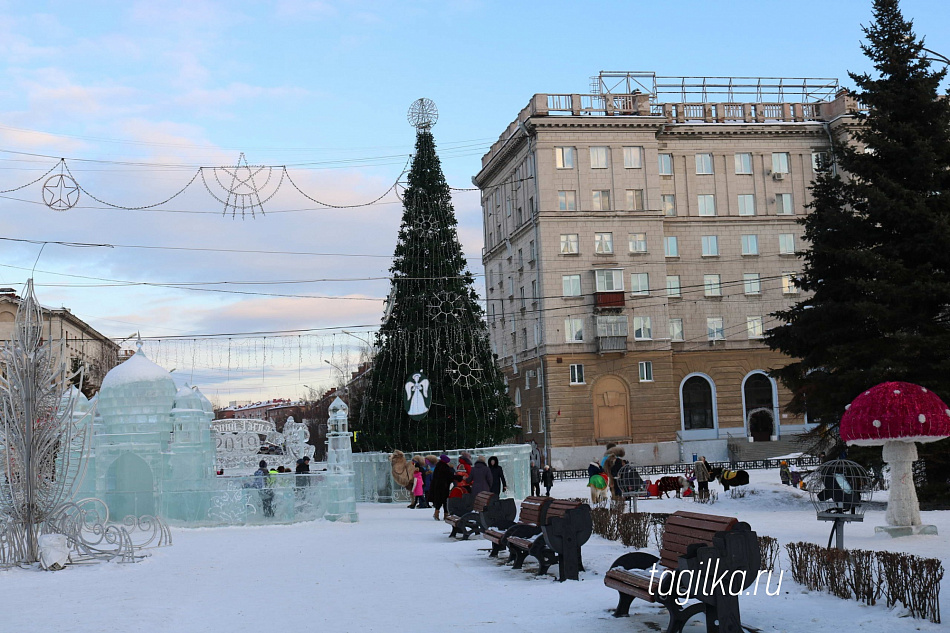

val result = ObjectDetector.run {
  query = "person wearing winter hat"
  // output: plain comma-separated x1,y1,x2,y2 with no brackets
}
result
779,460,791,486
430,453,455,520
469,455,493,496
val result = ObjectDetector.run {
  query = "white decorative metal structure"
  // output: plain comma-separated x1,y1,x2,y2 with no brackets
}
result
0,280,170,567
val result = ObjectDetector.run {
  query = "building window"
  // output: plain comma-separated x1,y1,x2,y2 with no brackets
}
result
782,272,799,294
520,286,526,308
696,153,714,174
538,411,545,433
596,315,628,337
555,146,574,169
590,146,609,169
562,274,581,296
623,146,643,168
682,376,715,430
741,234,759,256
525,408,532,433
701,235,719,257
704,274,722,297
522,327,528,350
735,153,753,175
518,248,524,268
779,233,796,255
639,361,654,382
747,316,764,339
595,232,614,254
738,194,756,216
698,194,716,217
570,364,585,384
633,316,653,340
666,275,681,298
669,318,684,341
630,272,650,296
592,190,611,210
658,153,673,175
743,272,761,295
629,232,647,253
565,317,585,342
558,190,577,211
529,240,536,262
595,269,624,292
772,152,790,174
560,234,579,254
664,236,679,258
776,193,793,215
625,189,644,210
662,194,676,217
707,317,725,340
530,280,537,301
812,151,831,171
514,388,521,407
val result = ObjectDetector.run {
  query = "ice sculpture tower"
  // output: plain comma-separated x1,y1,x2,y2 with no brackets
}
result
324,397,357,522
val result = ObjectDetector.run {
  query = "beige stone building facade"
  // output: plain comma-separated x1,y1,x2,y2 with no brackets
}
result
0,287,120,393
474,75,857,469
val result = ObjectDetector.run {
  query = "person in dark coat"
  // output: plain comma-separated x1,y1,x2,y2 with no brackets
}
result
295,455,310,499
487,456,507,495
530,461,541,496
429,454,454,521
469,456,493,496
541,465,554,496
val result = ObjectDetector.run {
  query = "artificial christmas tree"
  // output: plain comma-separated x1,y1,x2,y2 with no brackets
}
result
358,101,517,451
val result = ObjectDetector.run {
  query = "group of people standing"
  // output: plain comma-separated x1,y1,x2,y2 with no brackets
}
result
250,456,314,518
407,452,510,520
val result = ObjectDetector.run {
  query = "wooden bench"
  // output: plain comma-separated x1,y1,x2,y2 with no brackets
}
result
482,496,549,559
507,498,593,581
443,493,475,538
446,491,514,540
604,510,760,633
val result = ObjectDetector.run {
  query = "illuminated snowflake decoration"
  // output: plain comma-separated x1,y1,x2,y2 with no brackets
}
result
428,291,465,321
447,353,482,387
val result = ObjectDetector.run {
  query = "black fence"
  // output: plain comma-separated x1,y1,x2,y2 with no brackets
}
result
553,455,821,481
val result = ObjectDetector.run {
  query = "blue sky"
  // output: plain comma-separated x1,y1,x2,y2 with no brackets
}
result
0,0,947,402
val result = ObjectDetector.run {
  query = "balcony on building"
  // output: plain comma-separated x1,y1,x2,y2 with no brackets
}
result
596,315,628,354
594,291,625,310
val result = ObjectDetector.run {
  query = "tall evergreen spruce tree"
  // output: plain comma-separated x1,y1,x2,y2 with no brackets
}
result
766,0,950,488
358,121,517,452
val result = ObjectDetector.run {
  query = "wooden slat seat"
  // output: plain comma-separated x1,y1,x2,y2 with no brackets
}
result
507,498,593,580
482,496,550,558
445,491,494,539
603,510,759,633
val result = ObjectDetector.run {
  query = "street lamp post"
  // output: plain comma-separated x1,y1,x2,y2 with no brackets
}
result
920,46,950,67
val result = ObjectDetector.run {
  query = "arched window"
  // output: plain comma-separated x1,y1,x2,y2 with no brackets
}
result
682,376,715,430
514,387,521,407
743,372,776,441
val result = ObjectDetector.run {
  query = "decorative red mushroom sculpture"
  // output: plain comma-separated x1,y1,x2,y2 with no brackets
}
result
840,381,949,536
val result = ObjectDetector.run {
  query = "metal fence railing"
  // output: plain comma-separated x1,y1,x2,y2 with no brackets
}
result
553,455,822,481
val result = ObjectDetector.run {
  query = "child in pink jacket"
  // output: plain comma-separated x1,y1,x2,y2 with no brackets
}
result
411,463,425,509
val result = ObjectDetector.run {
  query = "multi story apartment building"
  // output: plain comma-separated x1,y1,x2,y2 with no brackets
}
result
0,287,119,393
474,73,857,468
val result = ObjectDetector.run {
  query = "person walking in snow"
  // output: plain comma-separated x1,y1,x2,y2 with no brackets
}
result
541,465,554,496
429,454,454,521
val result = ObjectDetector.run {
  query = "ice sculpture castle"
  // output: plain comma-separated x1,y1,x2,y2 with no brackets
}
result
85,340,216,522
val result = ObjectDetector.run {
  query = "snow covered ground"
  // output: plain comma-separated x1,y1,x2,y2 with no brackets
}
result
1,468,945,633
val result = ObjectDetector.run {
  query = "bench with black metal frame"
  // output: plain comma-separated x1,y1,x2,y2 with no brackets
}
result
604,510,760,633
506,498,593,581
481,495,549,559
